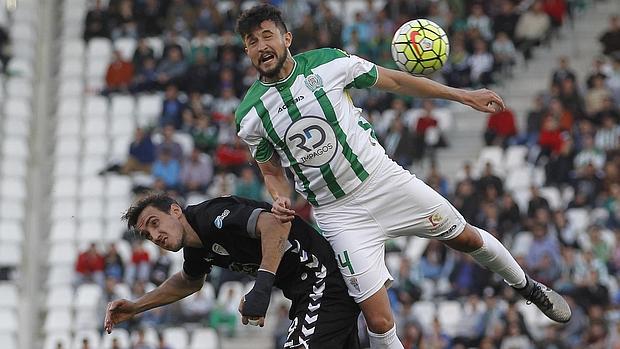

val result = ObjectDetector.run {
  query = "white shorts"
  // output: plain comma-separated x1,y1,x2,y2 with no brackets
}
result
314,158,466,303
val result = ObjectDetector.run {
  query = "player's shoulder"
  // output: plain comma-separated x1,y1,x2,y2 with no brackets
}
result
294,47,352,68
235,81,270,128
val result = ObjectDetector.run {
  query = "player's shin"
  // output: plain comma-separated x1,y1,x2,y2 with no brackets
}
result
367,324,404,349
468,227,527,288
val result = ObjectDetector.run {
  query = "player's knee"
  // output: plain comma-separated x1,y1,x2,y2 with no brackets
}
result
366,316,394,334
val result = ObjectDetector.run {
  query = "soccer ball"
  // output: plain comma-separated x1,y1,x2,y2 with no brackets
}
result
391,19,450,75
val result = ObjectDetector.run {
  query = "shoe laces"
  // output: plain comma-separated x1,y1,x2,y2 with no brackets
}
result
525,283,552,310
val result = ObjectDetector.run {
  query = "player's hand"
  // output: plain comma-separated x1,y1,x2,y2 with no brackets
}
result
461,88,506,113
238,297,266,327
103,299,139,334
272,197,295,223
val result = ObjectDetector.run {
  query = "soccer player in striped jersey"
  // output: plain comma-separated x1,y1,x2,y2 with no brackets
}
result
235,5,571,348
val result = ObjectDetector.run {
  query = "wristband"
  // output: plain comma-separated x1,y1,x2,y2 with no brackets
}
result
241,269,275,318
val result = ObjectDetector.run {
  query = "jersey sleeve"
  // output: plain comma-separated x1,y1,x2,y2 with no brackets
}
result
206,197,267,239
343,53,379,90
182,247,212,278
237,108,275,164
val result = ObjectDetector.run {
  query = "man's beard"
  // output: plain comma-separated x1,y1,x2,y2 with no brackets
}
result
258,51,288,79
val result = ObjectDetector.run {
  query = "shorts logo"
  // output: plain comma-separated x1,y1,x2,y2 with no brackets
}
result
428,212,444,227
304,74,323,92
349,277,361,292
285,116,338,168
214,209,230,229
212,243,229,256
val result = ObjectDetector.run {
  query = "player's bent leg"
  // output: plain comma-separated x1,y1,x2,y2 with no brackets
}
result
442,224,571,323
359,287,404,349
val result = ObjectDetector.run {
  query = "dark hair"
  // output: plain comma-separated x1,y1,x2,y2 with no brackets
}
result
122,192,179,229
236,4,288,39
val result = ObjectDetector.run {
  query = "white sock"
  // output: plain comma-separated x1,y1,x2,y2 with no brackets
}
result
368,324,404,349
468,227,527,288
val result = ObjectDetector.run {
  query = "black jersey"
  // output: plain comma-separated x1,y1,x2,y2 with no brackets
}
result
182,195,341,300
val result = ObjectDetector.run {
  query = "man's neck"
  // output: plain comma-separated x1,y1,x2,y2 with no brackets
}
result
262,55,295,83
181,216,203,248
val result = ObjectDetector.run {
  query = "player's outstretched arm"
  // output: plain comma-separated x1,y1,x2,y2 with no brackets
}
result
240,213,292,327
257,153,295,222
104,271,204,333
374,66,506,113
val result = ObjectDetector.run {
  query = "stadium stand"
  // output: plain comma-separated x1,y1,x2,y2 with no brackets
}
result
0,0,618,348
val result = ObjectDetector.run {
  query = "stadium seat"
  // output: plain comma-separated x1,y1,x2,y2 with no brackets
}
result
57,97,82,117
75,283,102,311
60,40,85,61
79,155,106,178
87,38,113,62
78,200,104,221
106,175,133,199
84,116,109,137
0,178,27,201
136,94,163,127
0,283,18,309
52,178,78,199
504,145,528,170
76,221,105,243
539,186,563,211
145,37,164,58
1,157,27,179
79,177,106,198
84,96,109,120
7,58,35,79
47,266,75,288
4,98,32,120
0,309,17,333
0,220,24,244
10,22,36,43
43,332,71,349
114,38,137,61
2,136,29,160
74,309,101,332
437,301,463,337
189,328,219,349
59,78,85,99
566,208,590,233
56,116,82,138
476,146,504,175
0,201,25,221
105,197,131,219
50,219,77,243
217,281,244,304
0,333,17,349
48,242,77,267
110,136,132,162
84,137,109,157
46,286,74,310
104,219,126,242
6,77,33,99
505,167,532,192
163,327,189,349
4,114,31,138
43,309,72,333
51,198,78,221
511,231,534,257
53,158,80,178
412,300,436,330
71,329,100,349
59,58,84,80
110,95,136,118
55,137,82,159
110,115,135,138
186,193,208,206
100,328,131,349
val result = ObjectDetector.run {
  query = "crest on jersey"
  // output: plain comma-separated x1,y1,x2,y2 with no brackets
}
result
214,209,230,229
304,74,323,92
285,116,338,168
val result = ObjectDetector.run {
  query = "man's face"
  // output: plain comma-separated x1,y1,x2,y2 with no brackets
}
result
135,205,185,252
244,20,291,79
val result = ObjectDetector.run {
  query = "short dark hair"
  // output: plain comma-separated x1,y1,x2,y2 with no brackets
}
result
122,192,179,229
236,4,288,39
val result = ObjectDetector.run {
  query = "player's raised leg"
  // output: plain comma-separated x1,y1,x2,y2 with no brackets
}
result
443,224,572,323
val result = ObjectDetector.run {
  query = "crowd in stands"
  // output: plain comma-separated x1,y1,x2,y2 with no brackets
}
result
62,0,620,348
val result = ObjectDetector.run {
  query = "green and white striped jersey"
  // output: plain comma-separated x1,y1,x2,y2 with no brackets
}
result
236,48,386,206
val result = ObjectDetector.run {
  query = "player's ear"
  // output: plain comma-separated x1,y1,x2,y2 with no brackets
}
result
284,31,292,49
170,203,183,218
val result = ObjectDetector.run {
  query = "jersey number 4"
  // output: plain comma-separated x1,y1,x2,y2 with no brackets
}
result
337,251,355,274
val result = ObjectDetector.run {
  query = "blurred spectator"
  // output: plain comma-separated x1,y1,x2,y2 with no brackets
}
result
478,163,504,197
103,50,134,95
466,3,493,42
600,15,620,56
196,0,222,33
420,241,454,283
273,304,291,349
572,163,603,207
452,179,480,224
130,57,158,93
551,56,576,87
75,243,105,286
160,85,185,129
442,36,471,88
538,116,564,157
468,39,494,87
180,289,213,324
484,107,518,147
499,193,521,235
526,223,562,285
594,115,620,151
180,148,213,193
164,0,196,35
209,287,238,337
586,74,613,117
523,94,547,146
149,247,172,286
117,127,156,175
542,0,567,33
292,14,318,53
342,12,372,47
514,0,551,61
214,138,250,171
126,241,150,284
587,56,613,89
152,148,181,191
493,0,520,40
207,168,236,198
383,117,415,168
402,322,426,349
500,322,533,349
0,25,9,74
491,32,517,77
545,137,575,186
155,333,173,349
528,186,551,218
132,39,155,73
136,0,164,37
156,47,188,88
110,0,138,40
234,167,264,201
414,100,447,163
83,0,110,41
156,125,184,162
315,4,343,48
559,77,585,117
189,29,215,64
103,243,125,282
132,328,154,349
213,88,240,116
192,115,219,154
574,135,606,172
79,338,92,349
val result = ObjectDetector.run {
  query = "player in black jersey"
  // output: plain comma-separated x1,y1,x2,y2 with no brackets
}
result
103,193,360,349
